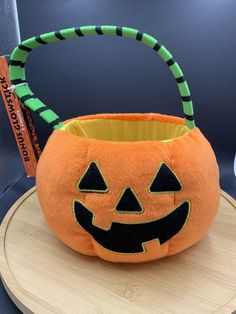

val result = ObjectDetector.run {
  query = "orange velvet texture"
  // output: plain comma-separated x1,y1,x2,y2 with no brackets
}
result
36,113,220,263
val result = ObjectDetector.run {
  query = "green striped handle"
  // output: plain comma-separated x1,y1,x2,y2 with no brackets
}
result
9,25,195,130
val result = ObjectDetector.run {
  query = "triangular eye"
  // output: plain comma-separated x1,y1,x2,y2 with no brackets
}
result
78,161,108,193
149,163,182,193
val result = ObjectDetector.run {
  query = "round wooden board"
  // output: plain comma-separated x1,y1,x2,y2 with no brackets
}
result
0,188,236,314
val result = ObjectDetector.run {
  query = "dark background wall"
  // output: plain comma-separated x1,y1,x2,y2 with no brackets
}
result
16,0,236,151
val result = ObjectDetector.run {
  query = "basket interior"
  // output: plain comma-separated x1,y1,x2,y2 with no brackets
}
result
60,118,190,142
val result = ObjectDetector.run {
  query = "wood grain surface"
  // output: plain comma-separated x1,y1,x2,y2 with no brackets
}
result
0,187,235,314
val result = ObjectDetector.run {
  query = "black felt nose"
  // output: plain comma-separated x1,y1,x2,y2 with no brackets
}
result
116,188,143,213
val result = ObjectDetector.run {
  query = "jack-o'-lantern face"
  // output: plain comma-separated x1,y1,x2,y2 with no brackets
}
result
36,114,220,263
73,161,190,254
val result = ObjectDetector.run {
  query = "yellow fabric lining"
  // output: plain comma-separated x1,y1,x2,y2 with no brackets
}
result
60,119,190,142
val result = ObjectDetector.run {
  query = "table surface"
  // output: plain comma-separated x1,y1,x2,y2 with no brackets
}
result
1,187,236,314
0,175,35,314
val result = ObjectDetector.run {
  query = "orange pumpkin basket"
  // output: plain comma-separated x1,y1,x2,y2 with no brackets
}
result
9,25,220,263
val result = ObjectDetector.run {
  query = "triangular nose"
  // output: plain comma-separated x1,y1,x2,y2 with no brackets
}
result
116,188,143,213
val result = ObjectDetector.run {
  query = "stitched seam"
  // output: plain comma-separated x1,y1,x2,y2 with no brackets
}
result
86,141,97,255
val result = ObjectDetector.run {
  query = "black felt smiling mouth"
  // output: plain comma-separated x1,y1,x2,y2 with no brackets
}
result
73,201,190,254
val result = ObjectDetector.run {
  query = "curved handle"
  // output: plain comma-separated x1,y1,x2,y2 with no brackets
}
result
9,25,195,130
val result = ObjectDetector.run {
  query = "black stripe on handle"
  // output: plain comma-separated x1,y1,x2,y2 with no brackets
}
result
181,96,192,102
11,79,27,85
176,76,185,83
153,43,161,52
55,31,66,40
49,118,63,127
35,106,49,114
116,27,123,36
19,94,35,102
166,58,175,66
95,26,103,35
18,44,32,52
35,36,47,45
75,27,84,37
136,31,143,41
9,60,25,67
184,114,194,121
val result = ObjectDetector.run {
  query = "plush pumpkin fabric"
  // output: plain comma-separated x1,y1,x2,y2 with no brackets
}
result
36,113,220,263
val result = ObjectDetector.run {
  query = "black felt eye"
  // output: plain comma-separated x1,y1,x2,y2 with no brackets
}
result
78,161,108,193
149,163,182,193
